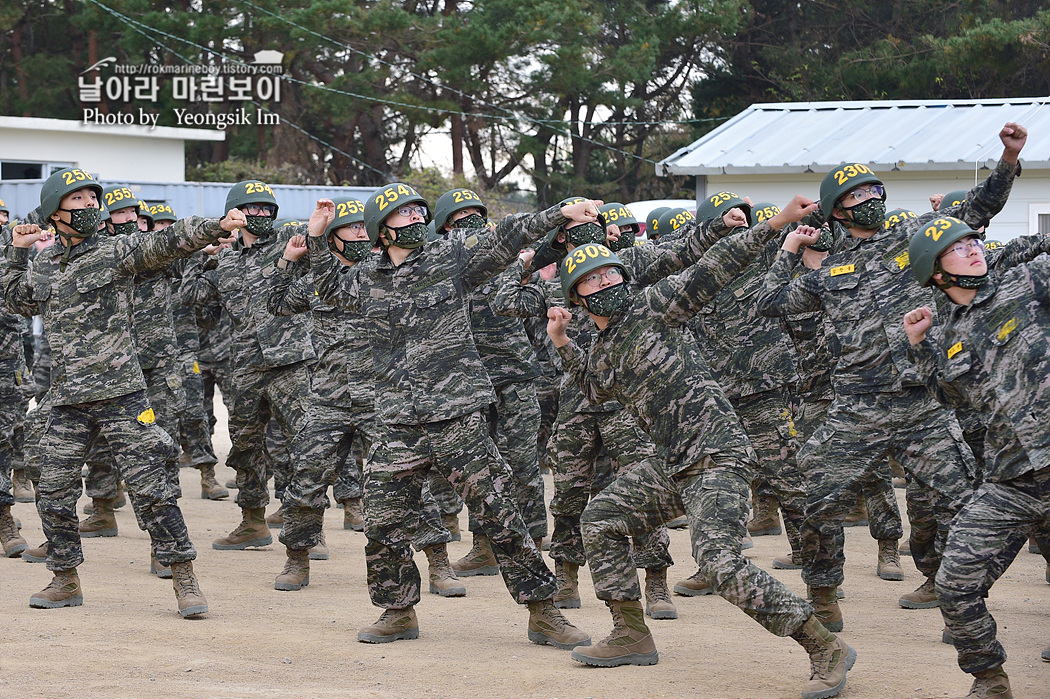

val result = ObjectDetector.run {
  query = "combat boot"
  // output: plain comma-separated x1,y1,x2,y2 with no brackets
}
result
151,544,172,578
358,607,418,643
441,512,461,541
673,568,713,596
1041,644,1049,662
0,505,27,558
747,494,782,536
78,498,117,538
308,530,329,560
12,469,34,502
791,614,856,699
22,541,48,563
451,533,498,576
526,598,590,650
29,569,83,608
265,507,284,529
212,508,273,549
423,543,466,597
809,585,843,632
643,568,677,620
274,548,310,591
773,551,804,570
951,667,1012,698
900,536,912,556
571,600,658,667
876,539,904,581
170,560,208,618
554,560,581,609
343,498,364,531
199,465,229,500
899,577,939,609
665,515,688,530
843,495,868,527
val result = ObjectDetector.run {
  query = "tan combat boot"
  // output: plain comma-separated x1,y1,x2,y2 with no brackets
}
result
0,505,28,558
451,533,498,576
441,512,461,541
526,598,590,650
809,585,843,632
343,498,364,531
554,560,581,609
78,498,118,538
791,614,856,699
673,568,713,596
843,494,868,527
151,544,172,579
358,607,419,643
951,667,1012,698
212,508,273,549
308,530,329,560
747,494,782,536
84,484,127,514
899,577,939,609
265,507,284,529
29,569,83,608
423,543,466,597
274,548,310,591
22,541,48,563
773,551,804,570
199,465,229,500
876,539,904,581
1041,644,1049,662
571,599,658,666
643,568,677,620
12,469,35,502
170,560,208,618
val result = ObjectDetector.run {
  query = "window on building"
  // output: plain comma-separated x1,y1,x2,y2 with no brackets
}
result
1030,203,1050,236
1,161,75,180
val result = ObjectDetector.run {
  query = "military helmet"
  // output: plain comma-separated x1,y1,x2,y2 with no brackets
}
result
559,243,630,305
363,182,430,245
819,163,883,223
941,190,968,210
600,202,640,251
909,216,979,287
983,239,1003,251
136,200,154,230
433,188,488,231
39,167,103,221
750,202,781,225
655,208,695,238
150,202,177,223
696,191,751,227
325,197,367,238
646,206,670,238
546,196,603,253
100,186,137,221
0,198,9,215
883,208,919,231
225,180,279,218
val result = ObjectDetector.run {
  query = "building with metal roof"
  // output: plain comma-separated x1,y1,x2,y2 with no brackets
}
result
657,98,1050,240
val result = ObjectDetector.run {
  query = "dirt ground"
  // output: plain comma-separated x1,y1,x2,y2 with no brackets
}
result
2,395,1048,699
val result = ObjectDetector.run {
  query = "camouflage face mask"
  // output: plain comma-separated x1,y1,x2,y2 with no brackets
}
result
332,238,372,262
581,282,630,317
453,213,486,230
388,221,429,249
566,222,606,247
109,220,139,236
57,207,102,239
843,198,886,230
244,215,274,236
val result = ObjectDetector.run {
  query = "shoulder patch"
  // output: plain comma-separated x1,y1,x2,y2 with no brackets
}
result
947,342,962,359
829,264,855,277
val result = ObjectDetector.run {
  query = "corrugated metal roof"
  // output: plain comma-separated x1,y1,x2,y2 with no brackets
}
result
657,98,1050,176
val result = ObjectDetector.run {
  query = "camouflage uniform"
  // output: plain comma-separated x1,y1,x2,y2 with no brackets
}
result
910,255,1050,675
756,160,1022,592
308,208,567,609
184,258,233,433
524,314,561,473
2,216,225,570
0,257,28,508
562,222,813,636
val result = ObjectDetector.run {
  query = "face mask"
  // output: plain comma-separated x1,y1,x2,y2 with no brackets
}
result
387,221,429,249
453,213,486,230
332,238,372,262
580,282,631,317
608,228,637,252
57,207,102,239
244,215,274,236
934,262,989,291
842,198,886,229
110,220,138,236
808,226,835,253
566,222,606,247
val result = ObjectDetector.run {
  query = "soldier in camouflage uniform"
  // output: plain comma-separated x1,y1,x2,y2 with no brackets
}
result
306,186,595,649
756,124,1026,631
903,207,1047,699
3,167,233,617
180,181,315,552
550,200,857,699
0,225,29,558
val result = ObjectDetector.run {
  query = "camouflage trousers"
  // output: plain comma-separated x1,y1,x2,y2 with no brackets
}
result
429,381,547,540
177,355,218,468
279,401,378,550
226,363,310,510
364,410,557,609
548,405,673,570
198,356,233,434
581,449,813,636
795,392,903,543
333,432,367,503
535,372,560,473
22,391,50,483
798,387,974,588
265,417,293,503
936,467,1050,674
732,388,805,557
38,390,196,570
0,358,28,507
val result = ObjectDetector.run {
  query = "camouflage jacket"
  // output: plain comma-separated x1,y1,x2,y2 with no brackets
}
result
168,257,201,356
555,222,786,476
0,230,26,363
910,257,1050,483
181,254,232,365
267,261,375,408
757,158,1020,396
470,264,542,388
309,205,566,425
127,236,181,372
182,226,315,372
2,216,224,406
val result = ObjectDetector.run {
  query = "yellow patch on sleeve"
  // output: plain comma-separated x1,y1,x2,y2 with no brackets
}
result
947,342,962,359
192,360,201,374
136,408,156,425
829,264,855,277
998,318,1017,342
895,252,910,269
